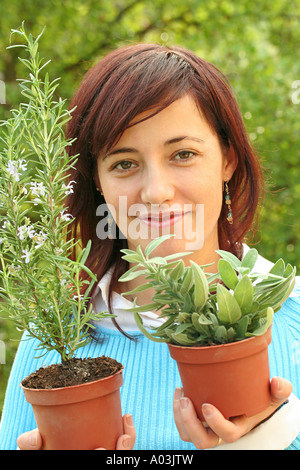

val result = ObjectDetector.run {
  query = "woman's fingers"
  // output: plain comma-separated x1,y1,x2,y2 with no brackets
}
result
173,387,189,442
173,377,293,448
201,404,249,443
17,429,43,450
116,414,136,450
270,377,293,402
116,434,134,450
173,388,219,449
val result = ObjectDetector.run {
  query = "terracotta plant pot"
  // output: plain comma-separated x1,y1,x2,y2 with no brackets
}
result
168,327,272,421
21,367,124,450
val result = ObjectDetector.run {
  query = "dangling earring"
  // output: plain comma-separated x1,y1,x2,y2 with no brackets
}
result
96,187,104,196
224,180,233,224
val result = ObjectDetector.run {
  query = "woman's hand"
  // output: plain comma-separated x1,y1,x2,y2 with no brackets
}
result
17,413,136,450
173,376,293,449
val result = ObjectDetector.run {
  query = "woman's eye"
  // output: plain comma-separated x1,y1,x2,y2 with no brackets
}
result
173,151,195,161
112,160,135,171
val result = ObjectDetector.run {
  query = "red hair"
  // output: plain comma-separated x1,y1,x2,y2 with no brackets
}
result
65,43,264,333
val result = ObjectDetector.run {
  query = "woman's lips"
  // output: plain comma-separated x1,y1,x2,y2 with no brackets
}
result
138,212,187,228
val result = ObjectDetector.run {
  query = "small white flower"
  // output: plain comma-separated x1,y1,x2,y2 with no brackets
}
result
73,294,84,301
7,161,20,182
6,160,27,182
17,226,27,240
21,249,31,264
64,180,76,196
34,231,47,249
26,226,35,239
19,159,27,172
30,181,46,198
17,225,36,240
60,210,73,221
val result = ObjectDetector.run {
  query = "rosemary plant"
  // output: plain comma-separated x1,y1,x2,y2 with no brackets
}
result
119,234,296,346
0,25,110,363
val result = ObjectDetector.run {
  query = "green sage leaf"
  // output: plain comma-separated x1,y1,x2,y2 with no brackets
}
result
283,264,294,278
218,259,239,289
171,332,197,345
134,312,166,342
180,268,193,295
217,284,242,323
121,253,143,263
234,275,253,314
235,315,251,339
175,323,193,334
190,260,209,311
169,259,185,281
269,259,285,276
246,307,273,337
214,325,228,343
192,312,211,334
147,257,167,265
241,248,258,271
216,250,241,269
118,268,148,282
121,282,150,296
144,234,174,257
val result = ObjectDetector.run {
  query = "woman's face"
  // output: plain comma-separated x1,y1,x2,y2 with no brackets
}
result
96,94,236,265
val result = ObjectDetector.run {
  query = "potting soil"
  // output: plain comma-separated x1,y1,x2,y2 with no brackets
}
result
21,356,122,390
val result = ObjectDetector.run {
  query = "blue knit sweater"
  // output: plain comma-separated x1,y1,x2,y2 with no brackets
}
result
0,278,300,450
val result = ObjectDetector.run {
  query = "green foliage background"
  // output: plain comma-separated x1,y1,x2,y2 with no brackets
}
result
0,0,299,415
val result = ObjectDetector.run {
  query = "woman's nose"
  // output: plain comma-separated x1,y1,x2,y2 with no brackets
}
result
140,167,175,206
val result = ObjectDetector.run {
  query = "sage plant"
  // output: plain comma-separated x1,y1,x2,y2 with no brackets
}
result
0,25,110,363
119,234,296,346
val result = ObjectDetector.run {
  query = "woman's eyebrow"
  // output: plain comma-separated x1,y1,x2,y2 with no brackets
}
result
165,135,205,145
103,147,137,160
103,136,205,161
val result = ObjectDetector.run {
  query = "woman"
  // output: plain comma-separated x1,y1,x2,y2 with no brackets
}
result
1,43,299,450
